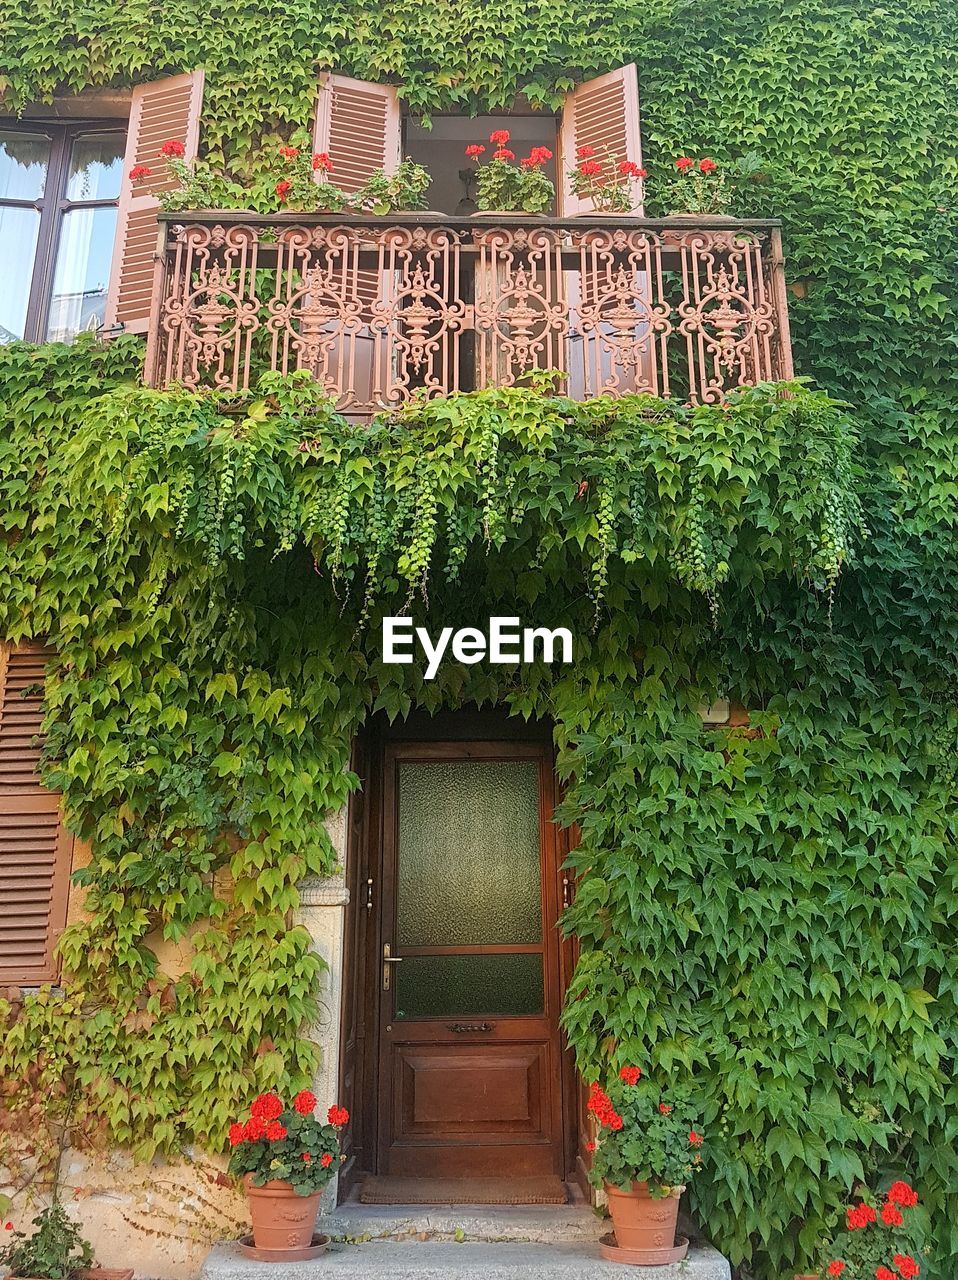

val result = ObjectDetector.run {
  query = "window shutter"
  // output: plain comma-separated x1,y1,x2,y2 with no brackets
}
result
558,65,643,216
0,645,73,986
312,73,402,193
104,70,205,335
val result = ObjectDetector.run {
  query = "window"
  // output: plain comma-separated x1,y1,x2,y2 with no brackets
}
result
0,123,125,343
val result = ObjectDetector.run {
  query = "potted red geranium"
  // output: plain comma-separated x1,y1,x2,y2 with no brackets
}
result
797,1181,928,1280
587,1067,704,1265
566,145,645,214
465,130,555,214
227,1090,347,1256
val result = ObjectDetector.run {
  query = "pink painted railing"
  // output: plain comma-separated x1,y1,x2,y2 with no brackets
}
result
145,213,794,416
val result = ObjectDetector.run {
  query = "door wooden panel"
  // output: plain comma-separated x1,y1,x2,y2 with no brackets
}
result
376,739,566,1178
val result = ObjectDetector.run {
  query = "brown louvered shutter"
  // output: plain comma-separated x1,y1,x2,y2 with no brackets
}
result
558,65,644,216
0,645,73,985
104,70,205,335
312,73,402,193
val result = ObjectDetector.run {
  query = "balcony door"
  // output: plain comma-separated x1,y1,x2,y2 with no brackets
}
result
374,738,567,1179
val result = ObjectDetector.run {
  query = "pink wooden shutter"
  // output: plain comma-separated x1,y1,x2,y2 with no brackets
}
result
0,644,73,986
558,65,643,216
104,70,205,335
312,73,402,192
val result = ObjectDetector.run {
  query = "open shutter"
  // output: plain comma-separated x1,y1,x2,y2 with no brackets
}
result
313,73,402,192
0,645,73,986
558,64,643,216
104,70,205,335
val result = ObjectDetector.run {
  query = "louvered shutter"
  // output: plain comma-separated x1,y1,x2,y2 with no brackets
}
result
558,65,643,216
312,74,403,416
0,645,73,985
312,73,402,192
104,70,205,335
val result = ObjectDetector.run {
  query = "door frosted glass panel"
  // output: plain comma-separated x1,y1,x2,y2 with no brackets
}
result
396,760,541,947
394,954,544,1018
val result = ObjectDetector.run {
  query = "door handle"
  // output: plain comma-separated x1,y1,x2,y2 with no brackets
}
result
447,1022,492,1033
382,942,403,991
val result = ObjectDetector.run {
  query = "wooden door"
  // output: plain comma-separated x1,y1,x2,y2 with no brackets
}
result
376,739,566,1177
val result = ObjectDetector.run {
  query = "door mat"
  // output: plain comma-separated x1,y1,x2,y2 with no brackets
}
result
359,1175,568,1205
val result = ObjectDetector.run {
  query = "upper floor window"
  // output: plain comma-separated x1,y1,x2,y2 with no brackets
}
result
0,123,125,343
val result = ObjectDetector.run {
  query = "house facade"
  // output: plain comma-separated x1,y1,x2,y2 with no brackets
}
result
1,5,956,1279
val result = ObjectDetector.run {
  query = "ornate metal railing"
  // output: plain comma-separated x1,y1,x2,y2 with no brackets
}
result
145,213,794,416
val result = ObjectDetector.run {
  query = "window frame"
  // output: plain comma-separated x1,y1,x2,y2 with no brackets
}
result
0,118,126,342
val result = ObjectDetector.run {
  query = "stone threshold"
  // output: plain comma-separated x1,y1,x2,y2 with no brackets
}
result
204,1237,732,1279
324,1199,602,1242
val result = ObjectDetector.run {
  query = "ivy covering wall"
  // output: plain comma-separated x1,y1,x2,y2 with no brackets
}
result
1,3,957,1278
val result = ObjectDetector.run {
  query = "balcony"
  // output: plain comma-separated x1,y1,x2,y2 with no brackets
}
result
145,212,794,416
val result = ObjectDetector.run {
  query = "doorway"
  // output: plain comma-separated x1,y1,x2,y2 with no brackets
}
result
339,710,579,1200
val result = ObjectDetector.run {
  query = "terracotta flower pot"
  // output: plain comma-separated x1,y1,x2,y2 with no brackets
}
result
605,1180,681,1253
243,1174,322,1251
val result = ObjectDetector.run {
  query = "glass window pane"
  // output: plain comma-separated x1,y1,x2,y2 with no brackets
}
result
65,132,125,202
45,206,118,342
0,130,50,200
394,954,544,1018
397,760,542,947
0,206,41,340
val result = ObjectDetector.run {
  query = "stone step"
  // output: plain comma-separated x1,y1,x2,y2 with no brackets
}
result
203,1238,732,1280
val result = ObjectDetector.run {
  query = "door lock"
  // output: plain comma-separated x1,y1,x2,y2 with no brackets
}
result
382,942,404,991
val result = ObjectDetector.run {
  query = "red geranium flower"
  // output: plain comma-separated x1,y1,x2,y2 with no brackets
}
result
465,144,486,158
619,1066,642,1085
618,160,645,178
659,1103,672,1114
265,1120,287,1141
302,1152,312,1162
876,1269,897,1280
578,160,602,177
576,145,595,158
293,1089,317,1115
676,156,694,171
894,1255,920,1279
609,1113,624,1131
279,145,300,159
688,1130,703,1146
327,1104,349,1127
887,1182,918,1208
244,1116,267,1141
699,157,718,173
160,139,185,158
321,1153,334,1168
275,179,292,202
129,164,151,180
881,1202,904,1227
585,1140,596,1153
251,1092,284,1121
228,1123,246,1147
312,152,332,171
489,129,511,145
827,1264,846,1277
492,148,516,162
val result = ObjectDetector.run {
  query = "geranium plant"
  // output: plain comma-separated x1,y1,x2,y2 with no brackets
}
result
664,155,730,215
357,159,431,214
227,1090,347,1195
567,145,645,213
813,1182,928,1280
586,1068,704,1196
0,1202,93,1279
132,129,432,215
466,130,555,213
